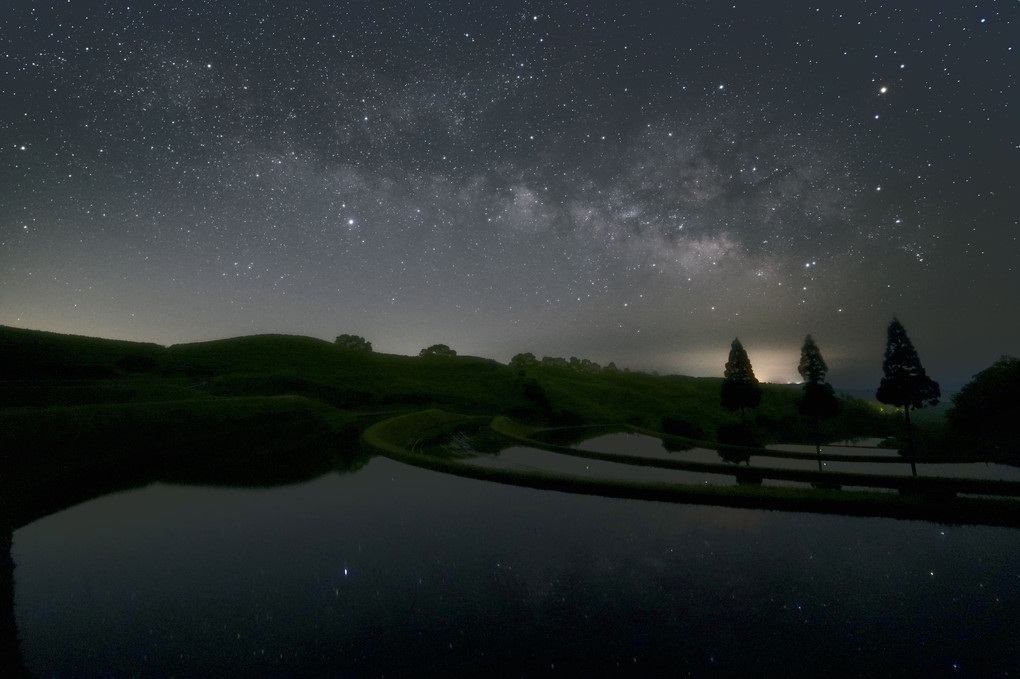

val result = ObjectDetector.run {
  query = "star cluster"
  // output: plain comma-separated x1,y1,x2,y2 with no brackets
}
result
2,1,1016,386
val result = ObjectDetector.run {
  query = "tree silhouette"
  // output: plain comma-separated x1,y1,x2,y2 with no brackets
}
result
509,352,538,370
948,355,1020,462
876,318,940,474
797,334,839,467
335,334,372,352
721,338,762,423
568,356,602,374
419,343,457,358
798,334,827,383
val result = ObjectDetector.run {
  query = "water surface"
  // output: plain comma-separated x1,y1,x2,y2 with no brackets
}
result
12,455,1020,677
574,433,1020,481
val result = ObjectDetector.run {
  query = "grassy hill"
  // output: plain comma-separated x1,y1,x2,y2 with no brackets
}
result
1,325,894,440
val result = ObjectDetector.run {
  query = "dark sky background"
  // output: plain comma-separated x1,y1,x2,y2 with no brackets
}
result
1,1,1016,388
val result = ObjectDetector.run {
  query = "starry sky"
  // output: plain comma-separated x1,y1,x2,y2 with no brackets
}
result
2,1,1016,388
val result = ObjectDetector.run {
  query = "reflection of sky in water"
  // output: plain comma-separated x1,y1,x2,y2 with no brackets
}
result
567,433,1020,482
12,456,1020,677
574,432,688,460
467,445,737,486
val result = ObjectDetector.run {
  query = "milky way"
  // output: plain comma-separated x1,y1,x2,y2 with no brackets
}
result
2,1,1016,386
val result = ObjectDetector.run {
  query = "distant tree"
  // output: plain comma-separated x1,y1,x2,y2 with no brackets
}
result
604,362,619,374
797,334,839,466
948,356,1020,462
569,356,602,374
721,338,762,423
876,318,940,474
419,343,457,358
509,352,538,369
540,356,568,367
334,334,373,352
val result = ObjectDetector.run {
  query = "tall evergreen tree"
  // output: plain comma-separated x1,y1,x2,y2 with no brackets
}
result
876,318,940,474
798,334,827,384
798,334,839,467
721,338,762,423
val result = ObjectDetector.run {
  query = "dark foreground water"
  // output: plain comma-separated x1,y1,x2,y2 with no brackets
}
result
12,455,1020,677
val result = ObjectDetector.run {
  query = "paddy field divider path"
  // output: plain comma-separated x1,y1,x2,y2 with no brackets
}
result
361,409,1020,528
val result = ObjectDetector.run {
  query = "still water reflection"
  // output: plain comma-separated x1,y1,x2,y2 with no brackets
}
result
465,446,735,486
575,433,1020,482
13,456,1020,677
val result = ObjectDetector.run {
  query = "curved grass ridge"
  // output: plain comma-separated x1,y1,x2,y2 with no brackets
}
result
492,418,1020,498
361,409,487,456
531,422,965,465
363,410,1020,528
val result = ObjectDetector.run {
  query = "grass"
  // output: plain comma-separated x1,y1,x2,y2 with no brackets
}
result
1,325,164,379
1,325,896,440
361,409,487,456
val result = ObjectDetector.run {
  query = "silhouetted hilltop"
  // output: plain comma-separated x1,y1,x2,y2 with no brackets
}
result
0,325,164,378
0,325,893,440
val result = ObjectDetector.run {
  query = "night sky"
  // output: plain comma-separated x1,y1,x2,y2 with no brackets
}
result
2,1,1016,388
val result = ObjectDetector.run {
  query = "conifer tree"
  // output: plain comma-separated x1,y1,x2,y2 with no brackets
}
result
798,334,839,466
721,338,762,423
876,318,940,474
798,334,827,384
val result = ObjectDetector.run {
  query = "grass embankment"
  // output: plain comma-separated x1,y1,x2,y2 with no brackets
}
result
361,409,488,457
362,411,1020,528
492,418,1020,499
